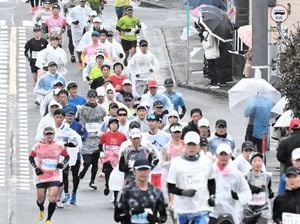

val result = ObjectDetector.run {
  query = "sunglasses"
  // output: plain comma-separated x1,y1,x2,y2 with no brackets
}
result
155,106,163,109
107,34,113,37
118,113,127,116
88,94,97,98
140,44,148,47
124,98,132,101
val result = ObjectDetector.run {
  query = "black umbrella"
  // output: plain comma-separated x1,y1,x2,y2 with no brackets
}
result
192,4,233,42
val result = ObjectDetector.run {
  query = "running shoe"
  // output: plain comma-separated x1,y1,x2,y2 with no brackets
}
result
62,193,70,203
210,85,220,89
45,220,53,224
70,55,76,63
89,183,97,190
56,201,64,208
70,193,77,205
104,188,110,196
37,211,44,221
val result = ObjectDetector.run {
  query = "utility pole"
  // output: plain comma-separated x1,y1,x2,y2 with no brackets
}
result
251,0,268,80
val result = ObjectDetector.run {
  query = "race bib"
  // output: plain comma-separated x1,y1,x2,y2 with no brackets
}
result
125,28,136,35
183,173,204,190
131,211,149,224
41,159,57,170
85,122,99,133
31,51,39,59
52,27,62,34
282,212,300,224
249,192,266,206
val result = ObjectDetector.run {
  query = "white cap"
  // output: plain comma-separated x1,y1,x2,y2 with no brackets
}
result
122,79,132,85
184,131,200,144
93,17,102,23
170,124,183,133
292,148,300,160
198,118,210,127
137,102,150,110
130,128,142,138
89,10,97,16
105,84,115,93
216,143,232,155
168,110,179,119
96,86,106,96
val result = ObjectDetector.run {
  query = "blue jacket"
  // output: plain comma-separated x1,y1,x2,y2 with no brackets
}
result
244,95,273,139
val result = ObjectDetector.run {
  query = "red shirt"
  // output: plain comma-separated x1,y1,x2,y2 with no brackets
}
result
99,131,127,166
109,74,127,92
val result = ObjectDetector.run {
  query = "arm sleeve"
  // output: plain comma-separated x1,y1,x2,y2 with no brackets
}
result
276,140,288,164
167,183,183,195
272,197,281,223
114,189,131,223
155,192,168,223
207,178,216,196
119,153,129,173
29,154,37,168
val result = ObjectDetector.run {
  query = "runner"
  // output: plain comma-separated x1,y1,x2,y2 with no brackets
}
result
24,25,48,85
114,159,167,224
77,89,106,190
29,126,69,224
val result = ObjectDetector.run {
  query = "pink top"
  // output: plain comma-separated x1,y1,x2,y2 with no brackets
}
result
164,140,185,161
99,131,127,167
82,43,110,64
45,15,67,38
30,140,68,184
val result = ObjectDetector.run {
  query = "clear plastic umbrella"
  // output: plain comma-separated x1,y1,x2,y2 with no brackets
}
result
274,110,293,127
228,77,281,111
271,96,288,115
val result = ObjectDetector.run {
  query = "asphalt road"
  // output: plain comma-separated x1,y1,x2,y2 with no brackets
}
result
0,0,280,223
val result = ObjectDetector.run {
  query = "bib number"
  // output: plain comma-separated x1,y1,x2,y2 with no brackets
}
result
131,212,149,224
86,122,99,133
41,159,57,170
249,192,266,206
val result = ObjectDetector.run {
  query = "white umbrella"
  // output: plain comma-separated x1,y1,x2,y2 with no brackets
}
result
228,77,281,111
274,110,293,127
271,96,288,115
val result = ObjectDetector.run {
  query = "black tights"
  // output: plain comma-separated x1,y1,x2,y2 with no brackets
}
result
102,162,113,189
63,160,80,194
67,28,74,55
30,0,39,7
80,151,100,184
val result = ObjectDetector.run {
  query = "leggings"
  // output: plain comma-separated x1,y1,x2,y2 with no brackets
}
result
102,162,113,189
63,160,81,194
30,0,39,7
67,28,74,55
80,151,100,184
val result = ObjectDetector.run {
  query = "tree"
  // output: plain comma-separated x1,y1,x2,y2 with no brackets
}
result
278,24,300,116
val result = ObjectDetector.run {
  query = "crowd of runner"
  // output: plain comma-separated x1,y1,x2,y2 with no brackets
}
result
24,0,300,224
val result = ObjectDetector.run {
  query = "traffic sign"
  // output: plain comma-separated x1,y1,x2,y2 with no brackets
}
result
271,5,288,23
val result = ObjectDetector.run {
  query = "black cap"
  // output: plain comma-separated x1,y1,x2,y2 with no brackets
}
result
216,119,227,128
48,61,57,67
133,159,151,170
146,114,158,121
129,121,141,129
139,40,148,46
153,100,163,107
108,117,119,126
87,89,97,97
109,102,119,109
126,5,133,11
286,166,300,177
242,141,255,151
52,3,60,9
164,78,174,87
33,25,42,31
200,137,208,146
250,153,264,164
67,82,78,90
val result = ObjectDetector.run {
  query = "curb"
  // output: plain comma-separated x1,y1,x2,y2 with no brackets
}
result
177,83,229,98
140,0,169,8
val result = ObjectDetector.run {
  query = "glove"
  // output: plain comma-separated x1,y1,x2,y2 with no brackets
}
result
35,167,43,176
72,20,79,25
163,110,169,115
179,113,184,119
208,195,216,207
269,192,274,199
130,207,144,215
182,189,197,197
231,191,239,200
57,163,64,169
149,68,154,73
135,29,140,34
64,142,76,147
119,53,124,58
86,76,90,81
147,214,159,223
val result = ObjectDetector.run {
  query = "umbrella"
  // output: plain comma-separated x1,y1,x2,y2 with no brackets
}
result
238,25,252,48
274,110,293,127
184,0,227,10
228,77,281,111
191,5,233,42
271,96,288,115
